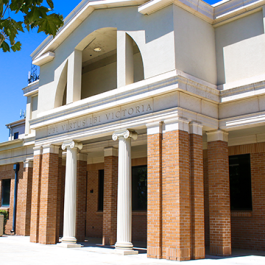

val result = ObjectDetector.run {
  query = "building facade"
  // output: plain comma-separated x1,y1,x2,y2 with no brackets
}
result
1,0,265,261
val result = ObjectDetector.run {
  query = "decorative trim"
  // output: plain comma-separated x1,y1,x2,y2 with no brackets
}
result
112,129,138,141
24,159,33,168
104,147,118,157
146,121,162,135
189,121,203,135
206,130,228,142
33,145,42,156
42,144,60,154
62,140,83,150
163,117,189,133
32,51,55,66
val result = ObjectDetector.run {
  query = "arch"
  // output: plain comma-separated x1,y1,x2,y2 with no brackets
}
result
54,61,68,108
126,31,146,80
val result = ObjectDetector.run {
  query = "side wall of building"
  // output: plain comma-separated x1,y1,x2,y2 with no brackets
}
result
204,143,265,251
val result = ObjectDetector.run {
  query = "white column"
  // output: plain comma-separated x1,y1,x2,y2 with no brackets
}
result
60,140,83,248
25,96,31,135
67,49,82,104
112,129,138,255
117,31,134,87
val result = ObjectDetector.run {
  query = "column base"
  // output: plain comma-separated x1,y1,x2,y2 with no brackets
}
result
115,249,139,255
57,242,82,248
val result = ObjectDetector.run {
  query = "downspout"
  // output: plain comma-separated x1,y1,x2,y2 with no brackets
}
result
11,163,20,233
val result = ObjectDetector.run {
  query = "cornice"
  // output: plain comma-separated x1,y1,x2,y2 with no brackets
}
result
22,80,39,97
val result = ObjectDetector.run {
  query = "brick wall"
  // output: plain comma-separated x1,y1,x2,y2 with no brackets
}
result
162,130,191,261
0,163,24,235
229,144,265,251
86,158,147,243
207,141,231,256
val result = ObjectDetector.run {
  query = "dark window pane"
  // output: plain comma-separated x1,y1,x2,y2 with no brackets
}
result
14,132,19,139
98,170,104,211
2,179,11,206
132,165,147,211
229,154,252,210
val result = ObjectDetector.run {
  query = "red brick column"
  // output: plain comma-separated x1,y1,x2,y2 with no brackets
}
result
39,144,59,244
56,152,63,242
16,160,33,236
76,153,87,242
207,130,231,256
147,122,162,259
30,146,42,243
162,118,191,261
103,147,118,246
189,122,205,259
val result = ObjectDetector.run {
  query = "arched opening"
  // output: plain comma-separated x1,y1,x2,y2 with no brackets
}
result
81,28,117,100
131,36,144,83
54,61,68,108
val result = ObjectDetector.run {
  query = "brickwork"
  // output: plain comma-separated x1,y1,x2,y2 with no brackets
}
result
162,130,191,261
132,212,147,242
190,134,205,259
30,154,42,243
147,133,162,259
38,152,59,244
0,163,23,234
16,165,33,236
76,159,87,242
86,163,104,238
103,156,118,245
228,144,265,251
203,150,210,247
208,141,231,256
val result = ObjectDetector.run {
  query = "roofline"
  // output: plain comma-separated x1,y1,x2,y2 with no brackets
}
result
6,119,25,128
31,0,146,61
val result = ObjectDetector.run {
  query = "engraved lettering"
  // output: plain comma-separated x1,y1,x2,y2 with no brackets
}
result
136,106,140,113
115,111,120,119
142,105,144,112
122,109,127,117
106,113,111,120
146,104,152,111
128,108,134,115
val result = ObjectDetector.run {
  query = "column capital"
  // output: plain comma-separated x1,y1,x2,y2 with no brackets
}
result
24,159,33,168
33,145,42,156
146,121,162,135
163,117,189,133
206,130,228,142
62,140,83,151
104,147,118,157
112,129,137,141
189,121,203,136
43,144,60,154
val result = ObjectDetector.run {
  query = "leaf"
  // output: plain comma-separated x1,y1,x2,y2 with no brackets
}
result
46,0,54,10
11,41,21,51
36,13,63,37
1,40,10,52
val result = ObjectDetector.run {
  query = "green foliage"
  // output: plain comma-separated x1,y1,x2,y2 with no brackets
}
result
0,209,9,234
0,0,64,52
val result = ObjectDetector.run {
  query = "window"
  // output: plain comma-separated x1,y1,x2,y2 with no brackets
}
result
229,154,252,211
1,179,11,207
98,170,104,211
132,165,147,211
14,132,19,139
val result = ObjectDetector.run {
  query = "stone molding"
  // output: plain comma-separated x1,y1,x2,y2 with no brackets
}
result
146,121,163,135
24,159,33,168
189,121,203,136
206,130,228,142
42,144,60,154
33,146,42,156
104,147,118,157
112,129,138,141
62,140,83,150
163,117,189,133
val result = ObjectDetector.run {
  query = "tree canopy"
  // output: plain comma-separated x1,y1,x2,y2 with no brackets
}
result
0,0,64,52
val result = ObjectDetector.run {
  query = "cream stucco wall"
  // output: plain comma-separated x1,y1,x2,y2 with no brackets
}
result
173,5,217,84
37,6,175,114
215,11,265,85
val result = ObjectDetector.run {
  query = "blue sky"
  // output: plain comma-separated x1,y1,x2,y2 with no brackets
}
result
0,0,220,142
